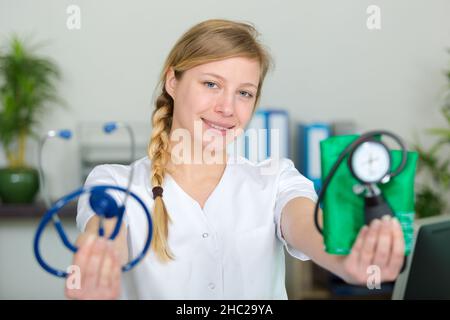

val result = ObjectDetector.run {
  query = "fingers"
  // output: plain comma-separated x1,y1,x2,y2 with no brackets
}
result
359,219,382,271
98,242,114,289
373,216,393,268
386,217,406,280
109,244,122,299
65,235,122,300
346,225,368,268
97,240,122,299
343,225,368,283
82,237,108,294
66,234,96,299
343,215,407,286
72,234,96,274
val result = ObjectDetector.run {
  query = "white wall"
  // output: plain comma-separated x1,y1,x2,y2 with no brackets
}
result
0,0,449,299
0,219,78,299
1,0,449,198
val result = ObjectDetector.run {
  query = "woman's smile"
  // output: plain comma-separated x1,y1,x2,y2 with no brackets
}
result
201,117,236,136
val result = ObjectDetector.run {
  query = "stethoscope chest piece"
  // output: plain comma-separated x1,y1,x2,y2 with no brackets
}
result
89,188,121,219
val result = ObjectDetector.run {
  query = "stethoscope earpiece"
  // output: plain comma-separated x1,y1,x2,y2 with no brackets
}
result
103,121,118,134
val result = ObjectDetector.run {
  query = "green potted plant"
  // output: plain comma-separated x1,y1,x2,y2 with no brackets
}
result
414,52,450,218
0,35,63,204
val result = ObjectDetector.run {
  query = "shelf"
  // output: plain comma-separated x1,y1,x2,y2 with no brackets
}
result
0,201,77,219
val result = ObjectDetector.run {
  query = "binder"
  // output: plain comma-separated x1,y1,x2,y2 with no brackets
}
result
297,123,331,191
227,109,290,163
267,110,289,160
245,111,267,162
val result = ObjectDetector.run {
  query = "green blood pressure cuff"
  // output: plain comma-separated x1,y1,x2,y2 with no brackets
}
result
320,134,418,256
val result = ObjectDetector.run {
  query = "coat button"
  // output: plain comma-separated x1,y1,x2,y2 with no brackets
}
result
202,232,209,238
208,282,215,290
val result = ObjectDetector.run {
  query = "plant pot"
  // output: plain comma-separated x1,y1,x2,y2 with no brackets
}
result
0,167,40,204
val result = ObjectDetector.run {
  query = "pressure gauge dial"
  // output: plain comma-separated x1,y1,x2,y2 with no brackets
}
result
348,140,391,184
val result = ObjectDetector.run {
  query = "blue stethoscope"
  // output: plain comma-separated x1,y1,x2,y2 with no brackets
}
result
33,122,153,278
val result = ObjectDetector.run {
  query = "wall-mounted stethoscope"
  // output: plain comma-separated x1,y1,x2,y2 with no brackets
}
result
33,122,153,278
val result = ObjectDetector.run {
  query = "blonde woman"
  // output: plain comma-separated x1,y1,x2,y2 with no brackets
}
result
66,19,405,300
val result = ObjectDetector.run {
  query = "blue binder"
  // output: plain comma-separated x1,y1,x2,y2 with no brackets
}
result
227,109,290,162
297,123,331,191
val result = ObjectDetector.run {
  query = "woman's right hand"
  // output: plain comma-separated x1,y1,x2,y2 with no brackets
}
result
65,234,122,300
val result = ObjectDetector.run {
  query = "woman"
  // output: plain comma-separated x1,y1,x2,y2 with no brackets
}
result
66,19,405,300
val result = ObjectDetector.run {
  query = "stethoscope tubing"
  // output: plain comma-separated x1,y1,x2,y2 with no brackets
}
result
33,185,153,278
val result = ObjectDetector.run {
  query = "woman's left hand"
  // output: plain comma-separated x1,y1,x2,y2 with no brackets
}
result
341,215,406,286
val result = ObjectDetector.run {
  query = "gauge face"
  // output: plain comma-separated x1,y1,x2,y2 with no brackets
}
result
350,141,390,183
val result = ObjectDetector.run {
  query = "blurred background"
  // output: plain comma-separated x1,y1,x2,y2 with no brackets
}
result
0,0,449,299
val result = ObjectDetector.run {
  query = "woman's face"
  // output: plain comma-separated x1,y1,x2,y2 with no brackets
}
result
165,57,261,157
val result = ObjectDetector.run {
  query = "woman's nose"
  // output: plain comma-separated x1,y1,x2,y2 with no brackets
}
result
215,92,235,116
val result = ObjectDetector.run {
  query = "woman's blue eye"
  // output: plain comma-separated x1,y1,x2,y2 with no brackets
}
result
203,81,253,98
204,81,218,88
240,91,253,98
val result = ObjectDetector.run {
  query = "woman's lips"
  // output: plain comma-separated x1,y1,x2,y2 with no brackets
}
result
201,118,235,136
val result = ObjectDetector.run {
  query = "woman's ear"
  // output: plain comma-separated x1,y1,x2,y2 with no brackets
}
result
165,67,177,100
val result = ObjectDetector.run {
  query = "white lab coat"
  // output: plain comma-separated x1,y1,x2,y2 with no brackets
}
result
76,154,318,299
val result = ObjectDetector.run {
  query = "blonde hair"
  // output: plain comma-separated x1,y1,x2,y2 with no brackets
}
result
147,19,273,262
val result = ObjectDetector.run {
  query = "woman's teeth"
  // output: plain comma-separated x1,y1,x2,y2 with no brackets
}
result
203,119,231,131
209,122,227,130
